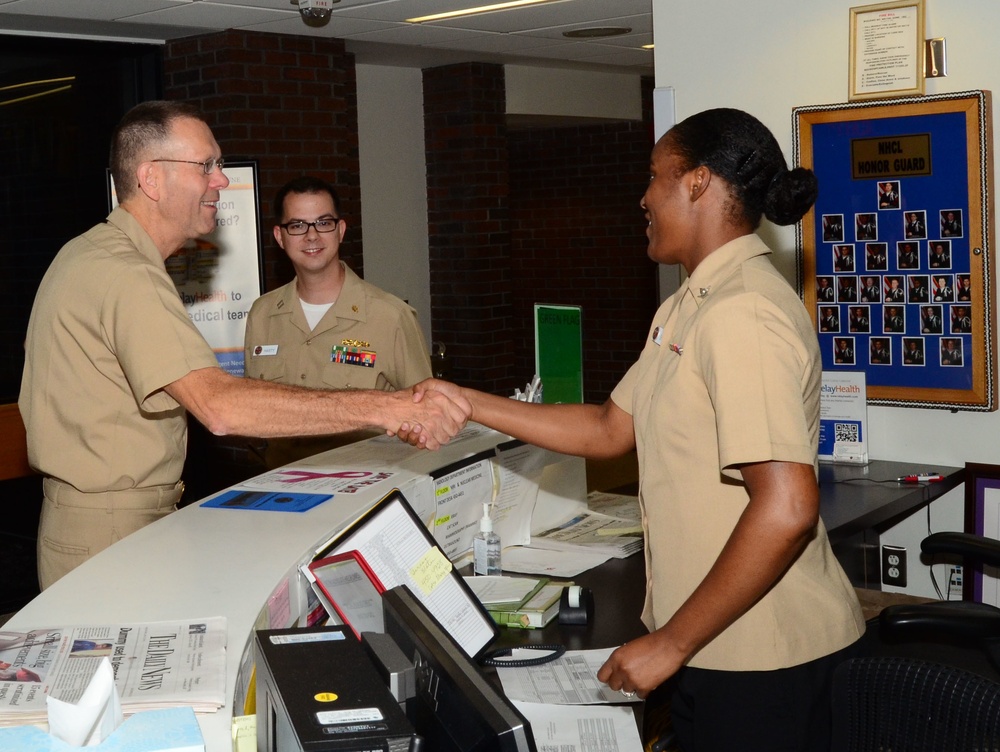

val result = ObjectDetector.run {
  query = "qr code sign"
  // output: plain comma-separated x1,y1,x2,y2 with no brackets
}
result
834,423,859,443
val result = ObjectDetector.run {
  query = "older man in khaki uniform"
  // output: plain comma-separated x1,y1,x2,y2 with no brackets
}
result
244,176,432,467
19,101,468,589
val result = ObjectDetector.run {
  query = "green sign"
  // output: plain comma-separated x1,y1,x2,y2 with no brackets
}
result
534,304,583,404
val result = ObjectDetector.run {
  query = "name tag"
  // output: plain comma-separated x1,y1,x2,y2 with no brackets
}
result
252,345,279,356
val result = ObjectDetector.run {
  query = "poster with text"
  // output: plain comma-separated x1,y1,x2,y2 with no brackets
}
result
108,162,263,376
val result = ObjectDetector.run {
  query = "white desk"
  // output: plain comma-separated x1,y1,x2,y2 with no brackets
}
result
6,427,537,751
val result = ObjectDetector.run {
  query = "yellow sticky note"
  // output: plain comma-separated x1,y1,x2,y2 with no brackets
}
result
409,547,452,595
232,714,257,752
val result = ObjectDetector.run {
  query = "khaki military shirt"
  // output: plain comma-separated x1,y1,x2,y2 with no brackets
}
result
611,234,864,671
244,263,431,390
19,207,221,492
244,263,432,465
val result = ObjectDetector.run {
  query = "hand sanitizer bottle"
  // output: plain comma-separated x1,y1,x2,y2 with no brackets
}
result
473,503,502,575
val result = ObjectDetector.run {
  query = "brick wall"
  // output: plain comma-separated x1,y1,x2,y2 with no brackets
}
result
163,30,361,288
422,66,657,401
423,63,514,394
507,78,658,402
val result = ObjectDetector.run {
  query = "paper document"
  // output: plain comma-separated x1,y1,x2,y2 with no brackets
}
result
496,648,641,705
819,370,868,463
514,701,643,752
531,511,643,558
586,491,641,525
432,454,496,560
500,546,612,577
463,576,545,607
225,467,396,495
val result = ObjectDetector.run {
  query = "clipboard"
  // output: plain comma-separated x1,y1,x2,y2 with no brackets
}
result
306,550,386,639
307,488,499,660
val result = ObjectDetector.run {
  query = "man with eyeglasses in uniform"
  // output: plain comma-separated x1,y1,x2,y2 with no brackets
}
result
19,101,468,589
243,176,433,468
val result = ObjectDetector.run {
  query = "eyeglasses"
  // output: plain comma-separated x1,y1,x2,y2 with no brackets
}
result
151,157,225,174
278,218,341,235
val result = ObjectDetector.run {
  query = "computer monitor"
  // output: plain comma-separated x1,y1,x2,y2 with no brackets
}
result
380,585,537,752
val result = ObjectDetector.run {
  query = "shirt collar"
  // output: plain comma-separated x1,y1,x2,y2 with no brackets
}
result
105,206,167,268
271,262,368,332
683,234,772,305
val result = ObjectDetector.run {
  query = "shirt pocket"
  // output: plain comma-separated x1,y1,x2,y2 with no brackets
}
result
321,361,382,390
246,354,286,382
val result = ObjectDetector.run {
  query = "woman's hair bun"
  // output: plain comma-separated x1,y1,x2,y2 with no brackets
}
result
764,167,819,226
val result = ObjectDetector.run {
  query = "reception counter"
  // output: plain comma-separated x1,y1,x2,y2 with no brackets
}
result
5,434,964,751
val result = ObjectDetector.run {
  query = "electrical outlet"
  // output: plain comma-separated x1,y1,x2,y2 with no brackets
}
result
948,565,964,600
881,544,907,587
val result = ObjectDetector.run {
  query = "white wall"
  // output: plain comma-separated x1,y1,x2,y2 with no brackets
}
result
652,0,1000,595
355,64,433,346
653,0,1000,467
505,65,642,120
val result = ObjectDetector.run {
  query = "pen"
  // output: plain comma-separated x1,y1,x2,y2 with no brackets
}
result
896,473,944,483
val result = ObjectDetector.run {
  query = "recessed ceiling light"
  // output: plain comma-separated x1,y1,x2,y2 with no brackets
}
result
562,27,632,39
408,0,563,23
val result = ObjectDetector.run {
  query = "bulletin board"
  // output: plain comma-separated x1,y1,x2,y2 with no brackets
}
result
794,91,996,410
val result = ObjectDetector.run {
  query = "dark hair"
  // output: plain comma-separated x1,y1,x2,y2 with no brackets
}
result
110,100,207,203
273,176,341,222
666,108,818,229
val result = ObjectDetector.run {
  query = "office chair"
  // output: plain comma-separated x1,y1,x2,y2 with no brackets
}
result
831,531,1000,752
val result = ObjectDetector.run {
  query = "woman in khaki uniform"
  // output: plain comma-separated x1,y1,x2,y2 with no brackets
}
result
405,108,865,751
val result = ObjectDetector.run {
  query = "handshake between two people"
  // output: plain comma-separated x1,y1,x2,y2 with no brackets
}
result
391,378,471,449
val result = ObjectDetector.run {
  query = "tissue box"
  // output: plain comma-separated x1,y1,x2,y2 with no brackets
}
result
0,706,204,752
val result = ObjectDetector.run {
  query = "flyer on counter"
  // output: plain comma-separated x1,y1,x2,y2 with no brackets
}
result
819,370,868,464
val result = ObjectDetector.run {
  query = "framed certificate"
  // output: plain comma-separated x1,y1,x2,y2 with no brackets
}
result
849,0,925,101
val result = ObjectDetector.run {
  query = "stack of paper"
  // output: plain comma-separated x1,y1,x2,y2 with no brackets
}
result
0,618,227,728
464,576,565,629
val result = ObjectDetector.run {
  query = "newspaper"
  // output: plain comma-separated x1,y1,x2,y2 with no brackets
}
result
0,616,227,727
529,509,643,558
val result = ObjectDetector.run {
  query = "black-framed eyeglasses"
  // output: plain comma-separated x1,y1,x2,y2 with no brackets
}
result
278,218,341,235
151,157,225,174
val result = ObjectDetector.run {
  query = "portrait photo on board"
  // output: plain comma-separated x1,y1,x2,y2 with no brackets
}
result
939,209,963,238
904,210,927,240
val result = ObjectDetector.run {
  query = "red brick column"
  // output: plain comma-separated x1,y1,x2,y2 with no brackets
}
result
423,63,514,394
508,77,657,401
163,29,361,288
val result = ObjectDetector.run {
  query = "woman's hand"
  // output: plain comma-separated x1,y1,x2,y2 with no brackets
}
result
596,630,685,699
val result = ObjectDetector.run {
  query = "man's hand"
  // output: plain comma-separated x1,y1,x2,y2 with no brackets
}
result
387,382,471,450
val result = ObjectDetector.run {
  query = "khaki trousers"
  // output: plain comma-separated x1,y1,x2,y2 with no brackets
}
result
38,478,183,590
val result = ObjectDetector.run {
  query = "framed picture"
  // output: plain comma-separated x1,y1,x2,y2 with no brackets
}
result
849,0,925,101
964,462,1000,605
794,91,996,410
